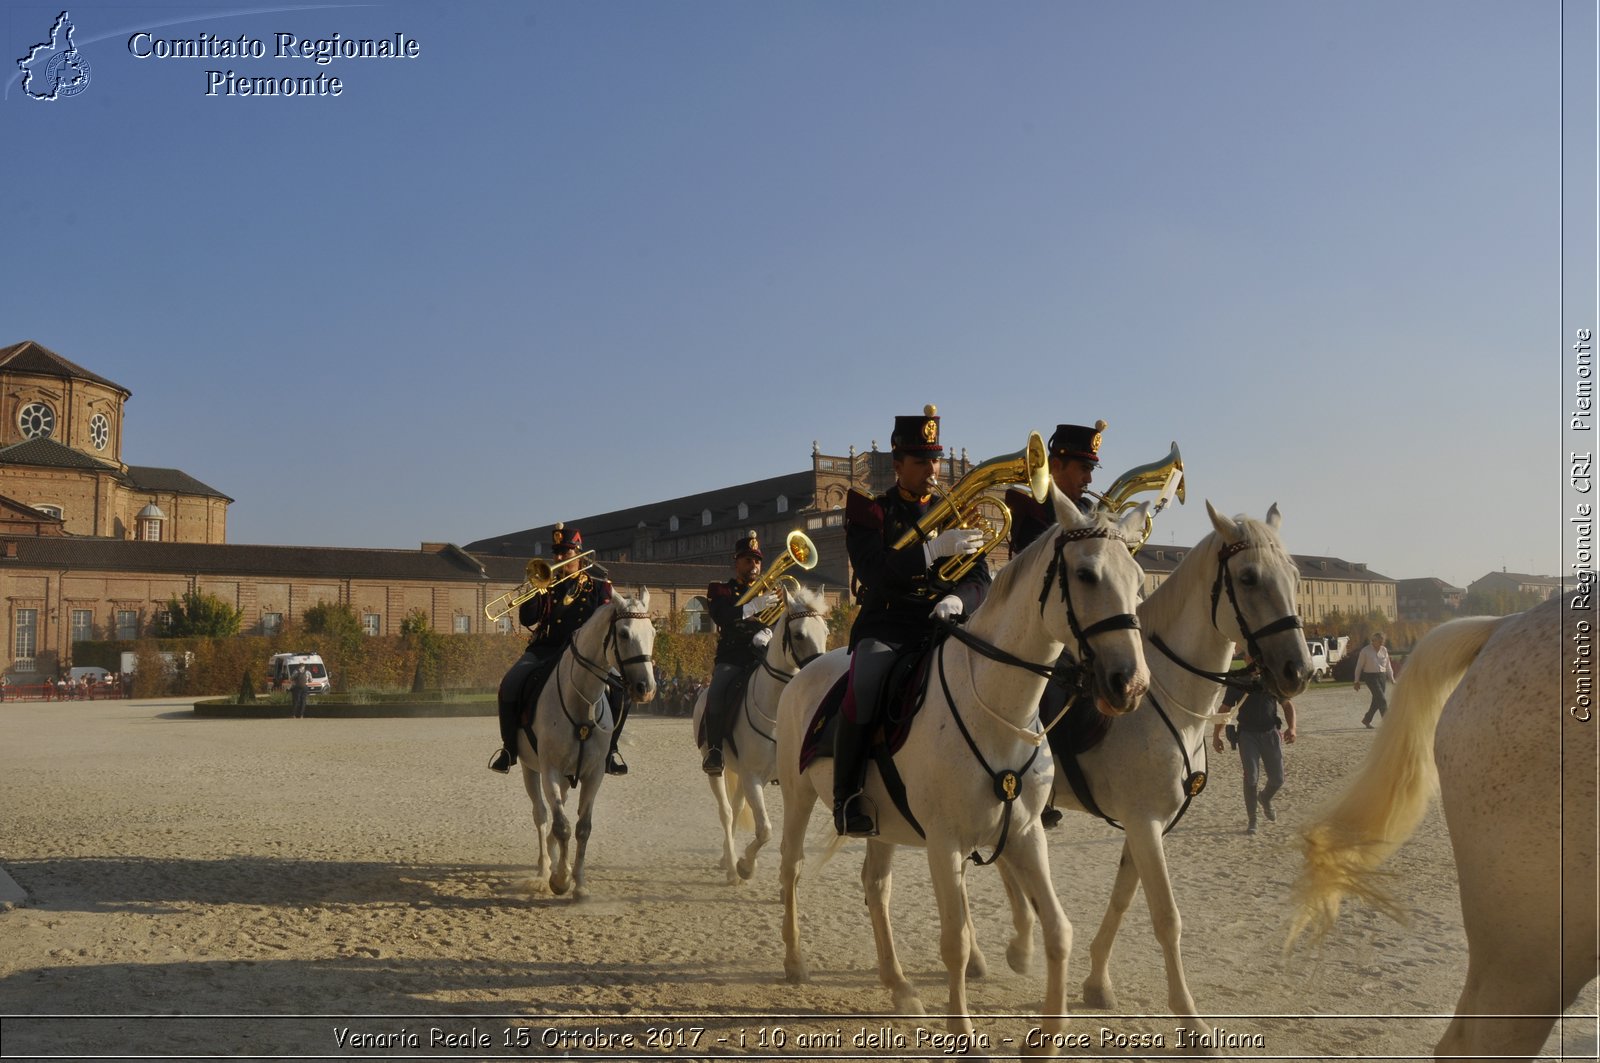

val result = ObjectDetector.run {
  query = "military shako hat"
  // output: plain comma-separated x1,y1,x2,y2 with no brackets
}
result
1048,420,1106,467
735,529,763,560
551,522,583,553
891,404,943,457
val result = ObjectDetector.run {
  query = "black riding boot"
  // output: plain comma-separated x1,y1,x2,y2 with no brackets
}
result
489,704,519,773
832,717,877,837
606,698,630,776
702,694,725,775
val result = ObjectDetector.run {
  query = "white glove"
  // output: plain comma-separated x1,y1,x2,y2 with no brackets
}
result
741,593,779,619
930,594,964,621
751,628,774,649
924,527,983,565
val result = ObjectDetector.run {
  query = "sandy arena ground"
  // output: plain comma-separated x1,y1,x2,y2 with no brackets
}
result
0,687,1593,1061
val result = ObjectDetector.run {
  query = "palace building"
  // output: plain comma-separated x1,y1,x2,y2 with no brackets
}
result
0,340,1395,677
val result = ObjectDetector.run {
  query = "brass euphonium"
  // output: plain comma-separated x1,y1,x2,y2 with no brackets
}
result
484,549,597,622
1085,441,1185,552
734,529,820,625
891,430,1051,584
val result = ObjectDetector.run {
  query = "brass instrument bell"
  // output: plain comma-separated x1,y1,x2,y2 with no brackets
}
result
484,549,597,622
735,529,820,626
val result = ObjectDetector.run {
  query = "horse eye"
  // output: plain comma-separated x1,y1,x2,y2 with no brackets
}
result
1075,567,1098,584
1239,569,1259,587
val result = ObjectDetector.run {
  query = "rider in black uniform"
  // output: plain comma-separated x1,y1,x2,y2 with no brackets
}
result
700,531,776,775
488,522,628,775
834,404,991,837
1003,421,1106,827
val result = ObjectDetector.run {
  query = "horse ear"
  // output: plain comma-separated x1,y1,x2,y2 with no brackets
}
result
1265,502,1283,530
1115,500,1149,543
1206,499,1243,543
636,585,650,610
1051,484,1090,529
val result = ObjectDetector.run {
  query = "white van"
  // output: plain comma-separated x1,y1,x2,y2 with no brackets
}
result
267,652,330,694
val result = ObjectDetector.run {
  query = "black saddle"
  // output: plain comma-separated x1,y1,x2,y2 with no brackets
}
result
799,638,937,772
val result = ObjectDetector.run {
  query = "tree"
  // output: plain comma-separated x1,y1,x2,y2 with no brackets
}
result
303,601,362,640
157,591,242,638
402,608,442,690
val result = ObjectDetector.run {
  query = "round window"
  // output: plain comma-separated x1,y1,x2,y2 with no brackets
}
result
89,413,109,451
18,401,55,440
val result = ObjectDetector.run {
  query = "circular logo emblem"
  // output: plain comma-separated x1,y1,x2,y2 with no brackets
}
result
1187,770,1207,797
577,724,591,741
46,51,91,98
922,418,938,443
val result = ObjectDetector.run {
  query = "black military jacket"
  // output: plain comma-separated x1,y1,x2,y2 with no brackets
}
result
519,568,613,654
845,487,990,651
1004,487,1093,558
707,578,772,667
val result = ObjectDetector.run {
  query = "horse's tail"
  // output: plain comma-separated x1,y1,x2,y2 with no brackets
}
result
1290,615,1505,948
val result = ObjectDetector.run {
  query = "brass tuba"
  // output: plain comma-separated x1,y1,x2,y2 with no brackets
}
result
891,431,1051,584
484,549,597,622
1085,441,1185,552
735,529,820,626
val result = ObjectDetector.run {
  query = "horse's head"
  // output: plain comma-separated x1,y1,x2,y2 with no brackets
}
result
1043,487,1151,715
1204,501,1311,699
610,587,657,703
778,584,829,670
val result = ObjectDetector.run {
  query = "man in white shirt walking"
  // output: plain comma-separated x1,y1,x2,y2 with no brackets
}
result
1352,631,1396,727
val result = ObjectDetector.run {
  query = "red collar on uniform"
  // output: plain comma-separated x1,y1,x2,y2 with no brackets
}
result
896,486,932,505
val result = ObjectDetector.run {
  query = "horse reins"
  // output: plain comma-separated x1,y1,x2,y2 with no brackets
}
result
744,605,827,743
925,525,1141,866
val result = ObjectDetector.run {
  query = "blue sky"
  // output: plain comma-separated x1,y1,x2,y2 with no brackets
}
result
0,0,1578,589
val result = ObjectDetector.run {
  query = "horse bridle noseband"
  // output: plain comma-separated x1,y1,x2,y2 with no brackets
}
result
559,606,652,741
930,525,1142,866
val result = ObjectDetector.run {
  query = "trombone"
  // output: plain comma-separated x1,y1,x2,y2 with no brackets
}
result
734,530,820,626
484,549,597,622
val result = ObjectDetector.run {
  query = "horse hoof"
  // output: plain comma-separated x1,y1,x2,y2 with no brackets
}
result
966,950,988,979
783,959,810,985
891,987,924,1015
736,858,754,880
1081,980,1116,1010
550,875,570,896
1006,940,1034,975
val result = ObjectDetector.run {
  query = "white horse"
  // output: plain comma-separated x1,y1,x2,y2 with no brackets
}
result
518,588,657,900
777,490,1151,1047
692,584,831,884
1293,591,1597,1062
997,503,1311,1036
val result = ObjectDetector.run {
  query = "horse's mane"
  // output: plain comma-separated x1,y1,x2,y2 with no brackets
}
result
983,505,1123,608
788,583,826,615
1139,512,1293,635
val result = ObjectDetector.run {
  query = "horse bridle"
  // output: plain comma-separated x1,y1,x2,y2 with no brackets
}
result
745,604,828,740
1150,536,1303,692
931,525,1143,866
559,605,653,741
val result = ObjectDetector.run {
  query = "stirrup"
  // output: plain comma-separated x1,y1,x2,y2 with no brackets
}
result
487,747,512,774
606,750,628,776
701,747,724,776
833,793,877,837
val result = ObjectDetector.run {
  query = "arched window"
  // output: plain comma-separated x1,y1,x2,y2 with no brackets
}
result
776,495,788,514
701,509,712,526
669,515,679,532
737,501,749,520
682,596,713,634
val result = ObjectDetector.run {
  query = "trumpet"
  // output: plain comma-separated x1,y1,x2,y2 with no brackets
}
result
484,549,597,622
1084,441,1185,552
735,530,819,626
892,430,1051,585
